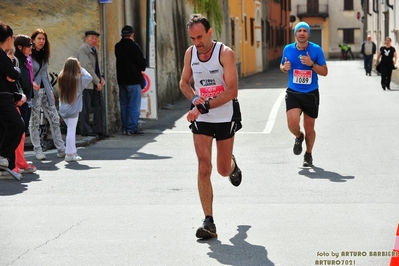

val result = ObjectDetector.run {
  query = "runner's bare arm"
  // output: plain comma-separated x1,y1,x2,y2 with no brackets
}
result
180,47,199,102
312,63,328,76
180,46,201,121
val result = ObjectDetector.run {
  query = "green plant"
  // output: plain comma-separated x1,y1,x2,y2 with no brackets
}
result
192,0,223,36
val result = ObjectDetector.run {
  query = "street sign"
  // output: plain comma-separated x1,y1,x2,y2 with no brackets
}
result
99,0,112,3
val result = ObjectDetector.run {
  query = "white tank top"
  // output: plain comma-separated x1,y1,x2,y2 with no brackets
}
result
191,42,233,123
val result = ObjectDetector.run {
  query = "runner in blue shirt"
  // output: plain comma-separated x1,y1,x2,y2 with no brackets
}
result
280,21,328,167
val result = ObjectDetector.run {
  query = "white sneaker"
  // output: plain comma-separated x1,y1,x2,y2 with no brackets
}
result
0,156,9,167
10,170,22,180
36,151,46,160
57,150,66,158
0,170,22,180
65,154,82,162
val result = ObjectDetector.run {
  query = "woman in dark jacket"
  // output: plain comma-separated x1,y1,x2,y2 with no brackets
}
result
0,21,25,174
14,35,34,135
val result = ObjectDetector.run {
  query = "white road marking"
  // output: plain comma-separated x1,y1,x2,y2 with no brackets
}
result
263,91,285,134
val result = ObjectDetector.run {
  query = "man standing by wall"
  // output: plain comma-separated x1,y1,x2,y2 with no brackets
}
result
361,35,377,76
114,25,146,135
76,30,106,139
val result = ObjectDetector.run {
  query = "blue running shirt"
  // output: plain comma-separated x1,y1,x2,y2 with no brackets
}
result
281,42,326,93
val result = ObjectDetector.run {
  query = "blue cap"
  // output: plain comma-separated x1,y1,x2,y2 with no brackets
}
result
294,22,310,35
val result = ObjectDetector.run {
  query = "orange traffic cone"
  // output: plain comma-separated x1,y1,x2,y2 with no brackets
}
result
390,224,399,266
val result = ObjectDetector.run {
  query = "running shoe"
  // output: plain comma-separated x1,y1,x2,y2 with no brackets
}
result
196,217,217,239
19,165,37,174
303,152,313,167
65,154,82,162
0,156,8,167
293,132,304,155
229,155,242,187
36,150,46,160
57,150,66,158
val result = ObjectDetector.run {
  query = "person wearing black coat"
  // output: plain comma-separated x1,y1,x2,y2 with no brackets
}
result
14,34,34,134
0,21,25,173
114,25,146,135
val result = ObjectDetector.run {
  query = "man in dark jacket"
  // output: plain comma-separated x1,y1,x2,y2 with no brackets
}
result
360,35,377,76
114,25,146,135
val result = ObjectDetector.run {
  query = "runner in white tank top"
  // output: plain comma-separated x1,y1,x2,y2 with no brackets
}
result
180,14,243,240
191,42,233,123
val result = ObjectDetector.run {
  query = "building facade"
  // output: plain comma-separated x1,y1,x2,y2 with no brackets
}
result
362,0,398,82
291,0,364,58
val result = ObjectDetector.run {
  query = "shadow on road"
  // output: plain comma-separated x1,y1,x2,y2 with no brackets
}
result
298,166,355,182
0,174,41,196
198,225,275,266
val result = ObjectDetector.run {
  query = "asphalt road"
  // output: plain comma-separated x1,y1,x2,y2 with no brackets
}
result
1,60,398,266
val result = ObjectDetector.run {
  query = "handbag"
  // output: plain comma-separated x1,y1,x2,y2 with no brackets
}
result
376,63,381,73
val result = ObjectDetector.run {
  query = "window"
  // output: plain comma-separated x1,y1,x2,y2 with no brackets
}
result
266,21,270,44
344,0,353,11
250,18,255,46
261,19,265,42
244,15,247,42
231,18,235,48
343,29,354,43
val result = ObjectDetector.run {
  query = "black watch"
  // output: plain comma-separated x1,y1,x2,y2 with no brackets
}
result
311,63,316,68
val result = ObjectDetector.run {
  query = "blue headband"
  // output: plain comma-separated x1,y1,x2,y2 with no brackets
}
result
294,22,310,35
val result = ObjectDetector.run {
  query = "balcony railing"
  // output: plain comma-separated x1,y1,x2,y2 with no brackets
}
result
297,4,329,18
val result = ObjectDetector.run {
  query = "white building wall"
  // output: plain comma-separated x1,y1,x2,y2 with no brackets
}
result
365,0,398,82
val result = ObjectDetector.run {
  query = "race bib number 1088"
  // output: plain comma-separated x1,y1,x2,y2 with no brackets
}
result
293,69,312,85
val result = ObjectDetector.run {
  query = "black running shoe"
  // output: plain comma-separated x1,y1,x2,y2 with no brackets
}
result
303,152,313,167
196,217,217,239
293,132,304,155
229,155,242,187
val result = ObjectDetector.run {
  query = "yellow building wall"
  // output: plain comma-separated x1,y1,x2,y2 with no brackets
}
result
229,0,260,77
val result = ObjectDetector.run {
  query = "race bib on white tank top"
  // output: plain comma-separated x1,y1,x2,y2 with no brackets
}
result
191,42,233,123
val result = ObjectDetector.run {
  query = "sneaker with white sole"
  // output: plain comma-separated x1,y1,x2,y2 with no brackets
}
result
57,150,66,158
65,154,82,162
36,151,46,160
0,169,22,180
0,156,8,168
19,165,37,174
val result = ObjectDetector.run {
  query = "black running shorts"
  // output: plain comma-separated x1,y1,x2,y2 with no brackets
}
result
285,88,320,118
189,121,242,141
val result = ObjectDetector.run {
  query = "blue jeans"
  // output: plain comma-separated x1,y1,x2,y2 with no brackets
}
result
364,54,373,74
118,84,141,132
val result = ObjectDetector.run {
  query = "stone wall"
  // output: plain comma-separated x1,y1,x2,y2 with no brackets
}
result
0,0,232,133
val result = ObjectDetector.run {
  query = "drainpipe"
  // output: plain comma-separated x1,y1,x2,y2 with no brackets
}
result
373,0,378,13
386,0,393,10
101,4,109,135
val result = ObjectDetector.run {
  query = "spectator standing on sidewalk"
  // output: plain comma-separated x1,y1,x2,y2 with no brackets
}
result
0,21,25,178
114,25,146,135
58,57,92,162
360,35,376,76
12,35,37,174
76,30,106,139
280,21,328,167
180,14,243,239
375,37,397,90
30,28,65,160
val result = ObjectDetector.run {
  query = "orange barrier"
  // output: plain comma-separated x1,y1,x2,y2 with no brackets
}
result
390,224,399,266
